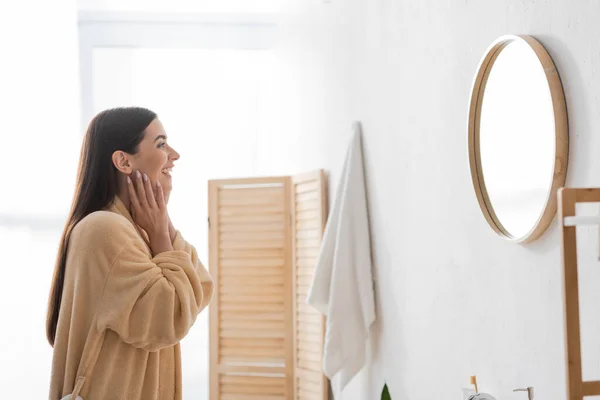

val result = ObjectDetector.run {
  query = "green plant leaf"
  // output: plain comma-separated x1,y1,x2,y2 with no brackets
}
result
381,383,391,400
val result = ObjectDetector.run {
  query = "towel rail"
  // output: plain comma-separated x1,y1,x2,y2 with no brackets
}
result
559,188,600,400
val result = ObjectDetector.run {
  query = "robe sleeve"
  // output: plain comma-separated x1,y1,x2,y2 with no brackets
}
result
97,234,213,352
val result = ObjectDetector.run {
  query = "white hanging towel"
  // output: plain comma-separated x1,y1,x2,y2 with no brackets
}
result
306,121,376,393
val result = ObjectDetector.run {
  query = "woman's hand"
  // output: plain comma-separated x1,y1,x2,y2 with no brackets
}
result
168,217,177,243
127,170,173,255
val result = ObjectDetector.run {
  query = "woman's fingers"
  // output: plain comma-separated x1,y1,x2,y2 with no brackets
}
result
127,174,141,211
135,170,149,209
143,173,157,208
155,180,166,210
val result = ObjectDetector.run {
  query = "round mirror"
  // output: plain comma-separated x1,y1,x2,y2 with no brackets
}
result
468,35,568,243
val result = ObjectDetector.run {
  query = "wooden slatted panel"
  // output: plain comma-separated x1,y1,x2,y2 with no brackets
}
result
209,177,294,400
220,374,286,400
291,170,329,400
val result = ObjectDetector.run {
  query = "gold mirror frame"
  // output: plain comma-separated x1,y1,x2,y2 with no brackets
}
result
468,35,569,244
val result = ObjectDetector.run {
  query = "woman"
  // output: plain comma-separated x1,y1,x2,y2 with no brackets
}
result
47,107,214,400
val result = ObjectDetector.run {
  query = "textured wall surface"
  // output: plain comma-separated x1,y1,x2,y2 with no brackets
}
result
276,1,600,399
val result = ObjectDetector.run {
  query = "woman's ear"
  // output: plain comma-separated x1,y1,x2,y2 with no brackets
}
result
112,150,133,174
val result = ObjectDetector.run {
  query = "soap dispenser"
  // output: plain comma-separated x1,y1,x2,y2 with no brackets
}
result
464,376,497,400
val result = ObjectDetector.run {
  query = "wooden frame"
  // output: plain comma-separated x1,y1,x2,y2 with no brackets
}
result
208,176,294,400
468,34,569,243
290,170,329,400
559,188,600,400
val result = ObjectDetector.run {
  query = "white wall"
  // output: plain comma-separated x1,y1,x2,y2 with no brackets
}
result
279,0,600,399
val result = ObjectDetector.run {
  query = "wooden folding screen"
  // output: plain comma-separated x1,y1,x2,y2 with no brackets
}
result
208,171,328,400
209,177,294,400
291,171,329,400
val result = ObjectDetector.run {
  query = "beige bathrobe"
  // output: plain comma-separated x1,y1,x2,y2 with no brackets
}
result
49,197,214,400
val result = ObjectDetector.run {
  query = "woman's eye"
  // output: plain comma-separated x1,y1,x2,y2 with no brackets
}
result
158,142,166,148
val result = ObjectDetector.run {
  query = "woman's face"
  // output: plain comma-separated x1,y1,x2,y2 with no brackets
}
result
132,118,180,198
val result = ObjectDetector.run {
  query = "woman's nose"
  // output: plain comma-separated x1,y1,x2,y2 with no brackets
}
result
169,145,180,161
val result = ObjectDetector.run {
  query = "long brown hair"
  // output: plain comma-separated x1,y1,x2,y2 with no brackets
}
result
46,107,157,346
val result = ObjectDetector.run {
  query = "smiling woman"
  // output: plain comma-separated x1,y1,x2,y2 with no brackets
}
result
47,107,214,400
113,118,180,204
